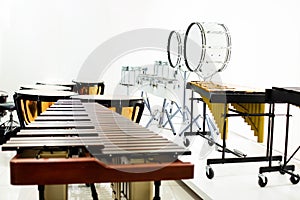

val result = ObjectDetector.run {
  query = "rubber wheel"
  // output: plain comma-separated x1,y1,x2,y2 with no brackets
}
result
206,167,214,179
279,169,285,175
290,175,300,184
183,138,190,147
258,176,268,187
207,136,214,146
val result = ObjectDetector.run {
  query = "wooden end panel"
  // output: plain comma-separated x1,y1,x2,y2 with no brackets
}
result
10,156,193,185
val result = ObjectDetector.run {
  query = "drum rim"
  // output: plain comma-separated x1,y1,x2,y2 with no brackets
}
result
183,22,206,72
0,90,8,97
167,30,182,68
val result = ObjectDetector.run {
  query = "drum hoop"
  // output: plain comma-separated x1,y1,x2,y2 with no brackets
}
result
215,23,232,74
184,22,206,72
167,30,182,68
0,90,8,97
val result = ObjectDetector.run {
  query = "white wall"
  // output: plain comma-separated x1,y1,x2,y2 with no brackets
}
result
1,0,300,158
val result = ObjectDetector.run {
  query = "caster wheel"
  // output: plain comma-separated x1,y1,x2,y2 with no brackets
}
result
279,163,285,175
207,136,215,146
279,169,285,175
183,138,190,147
206,166,214,179
258,175,268,187
290,175,300,184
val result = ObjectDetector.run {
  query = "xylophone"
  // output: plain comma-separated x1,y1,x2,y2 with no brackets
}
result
2,99,193,200
185,81,283,183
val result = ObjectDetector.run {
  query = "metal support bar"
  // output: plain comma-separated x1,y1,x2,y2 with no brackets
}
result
164,109,176,135
259,164,294,174
158,99,167,126
185,107,201,130
38,185,45,200
180,114,202,136
162,106,181,128
153,181,161,200
283,146,300,168
284,103,290,165
90,183,99,200
208,155,282,165
221,104,227,160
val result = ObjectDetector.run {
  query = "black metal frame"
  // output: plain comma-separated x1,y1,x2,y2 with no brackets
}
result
257,87,300,184
184,83,294,185
186,91,282,165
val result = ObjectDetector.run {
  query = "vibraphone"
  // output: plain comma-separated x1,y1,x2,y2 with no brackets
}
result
184,81,283,184
257,87,300,186
2,99,194,200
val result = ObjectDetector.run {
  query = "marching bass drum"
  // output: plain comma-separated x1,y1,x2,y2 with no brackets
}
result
184,22,231,78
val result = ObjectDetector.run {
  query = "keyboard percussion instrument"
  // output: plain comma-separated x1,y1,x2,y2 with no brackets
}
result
2,99,194,200
257,87,300,187
184,81,287,184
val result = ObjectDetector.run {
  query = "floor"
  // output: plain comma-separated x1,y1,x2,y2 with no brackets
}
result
1,103,300,200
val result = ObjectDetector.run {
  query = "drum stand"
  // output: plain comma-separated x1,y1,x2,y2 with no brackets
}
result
143,71,202,135
0,102,19,143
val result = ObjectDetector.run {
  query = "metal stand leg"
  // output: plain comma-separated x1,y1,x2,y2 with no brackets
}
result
164,109,176,135
141,91,152,115
179,114,202,136
145,110,158,128
185,107,201,130
90,183,99,200
153,181,161,200
38,185,45,200
162,102,182,128
158,99,167,127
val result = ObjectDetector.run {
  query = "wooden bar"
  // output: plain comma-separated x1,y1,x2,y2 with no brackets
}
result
35,116,91,121
47,107,86,111
40,111,88,116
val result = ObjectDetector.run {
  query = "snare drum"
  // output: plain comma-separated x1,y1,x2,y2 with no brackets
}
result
120,66,142,86
184,22,231,78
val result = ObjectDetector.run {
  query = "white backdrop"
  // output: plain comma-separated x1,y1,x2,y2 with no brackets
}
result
1,0,300,157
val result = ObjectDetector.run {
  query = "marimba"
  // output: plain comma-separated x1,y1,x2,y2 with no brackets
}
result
185,81,283,183
2,99,193,200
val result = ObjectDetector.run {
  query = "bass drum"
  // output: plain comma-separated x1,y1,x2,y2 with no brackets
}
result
0,90,8,117
184,22,231,79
